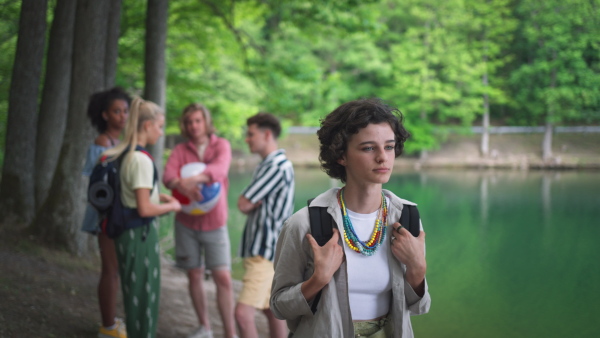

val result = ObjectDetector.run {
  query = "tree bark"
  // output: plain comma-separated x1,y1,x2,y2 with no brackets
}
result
481,71,490,157
543,53,557,162
144,0,168,175
35,0,76,209
30,0,110,253
104,0,123,88
0,0,48,224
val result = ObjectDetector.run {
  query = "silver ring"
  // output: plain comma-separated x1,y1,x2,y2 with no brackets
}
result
391,236,396,241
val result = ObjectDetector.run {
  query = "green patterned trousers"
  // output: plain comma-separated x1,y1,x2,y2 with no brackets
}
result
115,223,161,338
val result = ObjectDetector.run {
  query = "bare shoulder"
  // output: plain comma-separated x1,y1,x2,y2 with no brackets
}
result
94,134,111,147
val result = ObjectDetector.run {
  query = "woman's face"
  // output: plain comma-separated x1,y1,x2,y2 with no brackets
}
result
102,99,129,131
184,110,208,142
146,114,165,145
338,123,396,186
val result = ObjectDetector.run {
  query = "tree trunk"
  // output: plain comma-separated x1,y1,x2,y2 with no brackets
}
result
481,98,490,157
543,56,557,162
144,0,168,175
30,0,110,254
418,21,430,162
35,0,76,209
0,0,48,224
104,0,123,88
481,62,490,157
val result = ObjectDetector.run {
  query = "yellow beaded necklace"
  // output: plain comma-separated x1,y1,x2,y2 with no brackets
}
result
337,188,388,256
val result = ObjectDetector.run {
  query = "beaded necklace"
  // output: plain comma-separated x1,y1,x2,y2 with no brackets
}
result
337,188,388,256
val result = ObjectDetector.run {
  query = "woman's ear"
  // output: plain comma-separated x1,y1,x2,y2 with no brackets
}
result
337,157,346,166
142,119,153,132
101,110,108,121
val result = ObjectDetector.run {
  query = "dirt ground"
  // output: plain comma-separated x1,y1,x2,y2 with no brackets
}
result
0,226,269,338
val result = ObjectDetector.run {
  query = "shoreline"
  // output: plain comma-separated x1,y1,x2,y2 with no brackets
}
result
273,132,600,171
168,130,600,171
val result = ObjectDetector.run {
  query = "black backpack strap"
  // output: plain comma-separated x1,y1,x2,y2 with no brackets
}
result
307,198,334,247
149,161,159,194
399,204,421,237
307,198,335,314
111,147,157,241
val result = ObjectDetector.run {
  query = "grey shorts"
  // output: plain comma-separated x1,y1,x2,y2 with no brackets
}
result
174,221,231,271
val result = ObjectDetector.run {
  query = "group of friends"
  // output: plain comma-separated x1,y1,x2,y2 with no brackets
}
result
82,87,431,338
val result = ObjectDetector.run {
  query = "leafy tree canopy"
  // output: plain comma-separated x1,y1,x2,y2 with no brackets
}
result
1,0,599,157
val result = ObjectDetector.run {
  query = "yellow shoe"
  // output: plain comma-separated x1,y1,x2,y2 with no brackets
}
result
98,318,127,338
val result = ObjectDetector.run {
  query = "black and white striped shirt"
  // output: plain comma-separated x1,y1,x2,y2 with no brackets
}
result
239,149,295,261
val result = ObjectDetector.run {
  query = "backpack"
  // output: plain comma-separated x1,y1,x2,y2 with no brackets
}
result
306,197,421,313
88,146,158,239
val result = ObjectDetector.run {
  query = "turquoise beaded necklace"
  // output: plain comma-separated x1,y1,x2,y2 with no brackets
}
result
337,188,388,256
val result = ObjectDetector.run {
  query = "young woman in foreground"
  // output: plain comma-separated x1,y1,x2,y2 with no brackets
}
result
270,98,431,337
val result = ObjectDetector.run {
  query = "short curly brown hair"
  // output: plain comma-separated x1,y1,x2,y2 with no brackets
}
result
317,98,410,183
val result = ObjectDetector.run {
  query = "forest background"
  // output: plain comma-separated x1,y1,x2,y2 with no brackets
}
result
0,0,598,254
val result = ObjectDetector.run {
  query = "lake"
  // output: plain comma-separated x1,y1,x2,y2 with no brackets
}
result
160,168,600,338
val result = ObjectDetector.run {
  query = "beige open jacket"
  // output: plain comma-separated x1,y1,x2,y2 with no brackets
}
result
270,188,431,337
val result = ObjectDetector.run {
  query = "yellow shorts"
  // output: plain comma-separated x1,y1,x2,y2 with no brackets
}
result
238,256,274,310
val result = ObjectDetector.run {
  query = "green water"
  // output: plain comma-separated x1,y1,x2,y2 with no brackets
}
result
388,170,600,338
160,168,600,337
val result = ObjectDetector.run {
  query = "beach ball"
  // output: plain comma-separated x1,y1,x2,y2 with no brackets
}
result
172,162,221,215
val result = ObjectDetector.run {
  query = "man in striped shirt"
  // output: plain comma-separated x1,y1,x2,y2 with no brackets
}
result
235,113,295,338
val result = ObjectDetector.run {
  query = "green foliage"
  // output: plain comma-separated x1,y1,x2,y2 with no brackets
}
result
1,0,599,160
0,0,22,167
509,0,600,125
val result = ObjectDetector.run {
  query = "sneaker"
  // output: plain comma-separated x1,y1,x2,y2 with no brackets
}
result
187,325,213,338
98,318,127,338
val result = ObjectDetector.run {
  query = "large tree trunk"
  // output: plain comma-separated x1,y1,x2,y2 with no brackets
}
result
34,0,76,209
30,0,110,254
0,0,48,224
104,0,123,88
144,0,168,175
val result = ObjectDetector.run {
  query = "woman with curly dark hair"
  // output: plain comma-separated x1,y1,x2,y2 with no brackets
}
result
81,87,131,338
270,98,431,337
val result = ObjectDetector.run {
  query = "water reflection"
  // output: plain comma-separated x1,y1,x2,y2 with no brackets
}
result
542,174,551,224
382,169,600,338
480,175,489,226
220,168,600,337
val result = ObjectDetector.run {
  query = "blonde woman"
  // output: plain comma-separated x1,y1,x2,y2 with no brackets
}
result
102,97,181,338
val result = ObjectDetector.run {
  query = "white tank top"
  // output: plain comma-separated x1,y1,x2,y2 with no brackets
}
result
343,200,392,320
